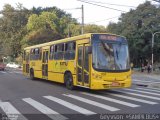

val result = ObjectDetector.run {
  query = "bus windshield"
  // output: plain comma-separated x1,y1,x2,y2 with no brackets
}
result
92,40,130,71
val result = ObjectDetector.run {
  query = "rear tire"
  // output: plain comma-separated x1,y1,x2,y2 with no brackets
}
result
65,73,75,90
30,69,35,80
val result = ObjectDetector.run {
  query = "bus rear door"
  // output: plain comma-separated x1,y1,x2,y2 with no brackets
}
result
23,50,30,76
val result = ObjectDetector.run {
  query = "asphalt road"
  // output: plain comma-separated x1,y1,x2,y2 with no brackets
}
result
0,69,160,120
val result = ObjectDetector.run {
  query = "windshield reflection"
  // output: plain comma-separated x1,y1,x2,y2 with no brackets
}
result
93,41,130,71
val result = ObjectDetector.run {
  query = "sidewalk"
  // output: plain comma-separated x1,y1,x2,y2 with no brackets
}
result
133,71,160,80
132,70,160,89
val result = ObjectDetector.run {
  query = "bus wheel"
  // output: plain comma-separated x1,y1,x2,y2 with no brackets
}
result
30,69,35,80
65,73,75,90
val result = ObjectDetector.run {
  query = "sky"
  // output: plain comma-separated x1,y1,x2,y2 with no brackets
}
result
0,0,152,26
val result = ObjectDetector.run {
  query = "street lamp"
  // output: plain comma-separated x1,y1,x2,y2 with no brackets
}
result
151,31,160,72
137,20,160,72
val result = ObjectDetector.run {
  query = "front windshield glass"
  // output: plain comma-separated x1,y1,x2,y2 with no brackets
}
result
93,41,130,71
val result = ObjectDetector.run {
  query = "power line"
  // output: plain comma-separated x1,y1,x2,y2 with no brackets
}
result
86,16,120,24
83,0,136,8
63,7,81,10
77,0,126,12
150,0,160,3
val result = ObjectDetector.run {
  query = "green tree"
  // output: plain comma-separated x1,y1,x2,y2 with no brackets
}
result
0,4,30,58
107,1,160,66
84,24,106,33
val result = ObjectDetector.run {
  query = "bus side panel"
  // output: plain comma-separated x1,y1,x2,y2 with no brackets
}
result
66,60,76,85
34,70,42,78
30,60,42,79
48,60,76,84
48,60,63,83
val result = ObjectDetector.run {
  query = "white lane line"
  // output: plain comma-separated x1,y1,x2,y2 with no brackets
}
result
9,72,14,74
81,92,140,108
0,102,28,120
23,98,67,120
44,96,96,115
136,88,160,93
124,89,160,96
114,91,160,100
14,71,22,74
132,79,152,83
133,79,160,82
106,93,158,105
0,71,7,74
63,94,119,112
147,87,160,90
133,79,160,83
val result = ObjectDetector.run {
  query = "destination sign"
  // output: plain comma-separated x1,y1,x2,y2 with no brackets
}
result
99,35,117,41
92,34,127,43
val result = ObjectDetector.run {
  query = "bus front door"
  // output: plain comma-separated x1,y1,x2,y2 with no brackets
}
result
42,50,48,79
77,44,90,87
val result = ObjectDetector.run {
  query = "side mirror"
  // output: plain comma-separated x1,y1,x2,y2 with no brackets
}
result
88,46,92,54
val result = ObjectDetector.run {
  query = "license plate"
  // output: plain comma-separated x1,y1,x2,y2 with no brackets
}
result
111,82,120,86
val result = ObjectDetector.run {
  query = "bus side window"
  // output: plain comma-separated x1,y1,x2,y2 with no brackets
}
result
35,48,39,60
30,49,34,60
64,42,76,60
54,45,58,60
49,45,54,60
59,44,64,59
54,44,64,60
39,48,42,60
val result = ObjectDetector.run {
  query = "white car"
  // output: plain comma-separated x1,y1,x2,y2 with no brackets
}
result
6,62,20,68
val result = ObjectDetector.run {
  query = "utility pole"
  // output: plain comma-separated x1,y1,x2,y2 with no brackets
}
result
67,5,84,36
81,5,84,34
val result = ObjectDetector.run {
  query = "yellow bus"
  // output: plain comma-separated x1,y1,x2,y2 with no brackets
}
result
23,33,131,90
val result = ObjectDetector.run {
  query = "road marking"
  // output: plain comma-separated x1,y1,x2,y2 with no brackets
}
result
145,76,160,81
63,94,119,112
44,96,96,115
14,71,22,74
0,71,7,74
114,91,160,100
124,88,160,96
81,92,140,107
147,87,160,91
136,88,160,93
133,79,160,82
106,93,158,105
133,79,160,83
132,79,152,83
9,72,14,74
23,98,67,120
0,102,28,120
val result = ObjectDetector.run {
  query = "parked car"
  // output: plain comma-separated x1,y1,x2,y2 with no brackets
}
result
6,62,20,68
0,63,6,71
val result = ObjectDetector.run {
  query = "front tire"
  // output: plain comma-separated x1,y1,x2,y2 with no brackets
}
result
65,73,75,90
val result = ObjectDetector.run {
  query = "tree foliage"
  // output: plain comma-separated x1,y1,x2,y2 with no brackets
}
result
0,4,107,61
107,1,160,66
0,4,30,58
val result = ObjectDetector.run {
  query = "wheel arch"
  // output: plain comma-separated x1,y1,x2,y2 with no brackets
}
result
64,70,72,83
